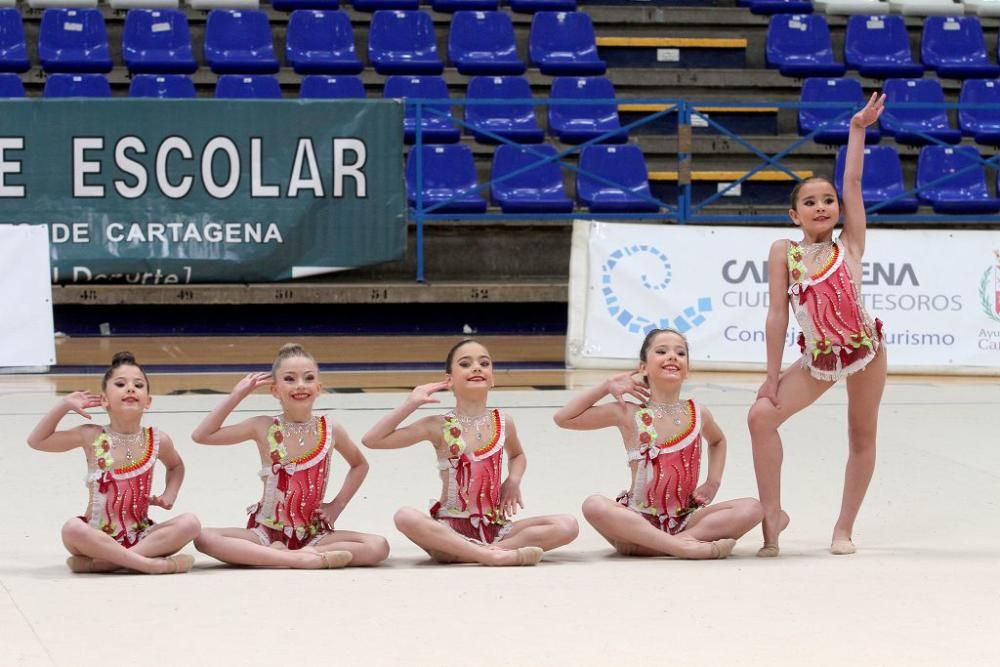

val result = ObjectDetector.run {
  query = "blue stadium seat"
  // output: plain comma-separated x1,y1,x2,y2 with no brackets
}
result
449,11,525,75
122,10,197,74
548,76,627,144
577,144,659,212
38,9,112,73
272,0,339,10
916,145,1000,214
352,0,419,12
529,12,606,76
432,0,497,11
129,73,195,98
509,0,577,12
844,15,924,79
0,9,29,73
299,74,365,98
0,72,24,97
384,75,460,143
959,79,1000,146
921,17,1000,79
748,0,813,15
765,15,845,78
368,11,444,75
799,78,880,145
203,10,280,74
215,74,282,98
880,78,962,145
406,144,488,213
834,145,918,214
491,144,573,213
465,76,544,144
43,73,110,97
286,10,362,74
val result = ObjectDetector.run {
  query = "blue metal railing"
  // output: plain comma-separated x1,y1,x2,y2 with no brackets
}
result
408,97,1000,281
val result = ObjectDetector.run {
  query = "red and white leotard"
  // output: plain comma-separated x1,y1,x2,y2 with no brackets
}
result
788,238,884,382
617,401,703,535
430,409,512,544
83,426,159,548
247,416,333,550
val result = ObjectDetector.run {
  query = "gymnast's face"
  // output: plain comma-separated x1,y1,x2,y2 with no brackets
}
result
270,356,322,408
789,179,840,237
446,342,494,394
639,331,689,385
101,365,152,414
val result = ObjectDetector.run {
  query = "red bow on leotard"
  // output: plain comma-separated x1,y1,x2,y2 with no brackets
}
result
638,443,661,463
97,471,113,494
451,454,472,511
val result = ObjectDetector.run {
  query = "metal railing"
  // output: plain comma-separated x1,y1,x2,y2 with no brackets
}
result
408,97,1000,281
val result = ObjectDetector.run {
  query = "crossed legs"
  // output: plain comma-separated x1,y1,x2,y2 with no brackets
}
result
393,507,578,566
63,513,201,574
194,526,389,568
581,495,759,559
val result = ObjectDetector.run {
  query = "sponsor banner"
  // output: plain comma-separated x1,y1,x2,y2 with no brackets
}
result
0,225,54,369
0,100,405,283
567,221,1000,374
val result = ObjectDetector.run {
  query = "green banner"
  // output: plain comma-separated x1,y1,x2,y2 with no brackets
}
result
0,99,405,283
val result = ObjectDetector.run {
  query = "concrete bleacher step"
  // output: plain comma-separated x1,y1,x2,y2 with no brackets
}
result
52,334,567,370
596,36,748,69
52,280,567,305
618,103,779,135
648,168,814,205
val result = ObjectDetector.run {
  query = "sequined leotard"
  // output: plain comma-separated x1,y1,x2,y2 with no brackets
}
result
82,426,159,548
430,409,512,544
246,416,334,549
787,238,884,382
616,401,703,535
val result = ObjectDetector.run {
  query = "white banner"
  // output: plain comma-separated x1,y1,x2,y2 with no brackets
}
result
567,221,1000,374
0,225,55,370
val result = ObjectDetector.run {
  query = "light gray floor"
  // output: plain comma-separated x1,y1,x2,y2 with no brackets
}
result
2,374,999,666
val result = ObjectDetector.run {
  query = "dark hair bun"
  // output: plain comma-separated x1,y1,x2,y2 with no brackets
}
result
111,351,137,366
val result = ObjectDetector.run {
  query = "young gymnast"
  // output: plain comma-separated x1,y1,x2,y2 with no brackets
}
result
191,344,389,569
362,339,578,566
748,92,887,557
554,329,761,559
26,352,200,574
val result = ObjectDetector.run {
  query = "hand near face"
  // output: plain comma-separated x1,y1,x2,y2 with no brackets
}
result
63,391,102,419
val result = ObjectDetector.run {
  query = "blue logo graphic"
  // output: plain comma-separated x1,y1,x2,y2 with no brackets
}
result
601,244,712,335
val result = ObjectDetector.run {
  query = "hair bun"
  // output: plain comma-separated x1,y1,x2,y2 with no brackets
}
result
278,343,305,356
111,351,137,366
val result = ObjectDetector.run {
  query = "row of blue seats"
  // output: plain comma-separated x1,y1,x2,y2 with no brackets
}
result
0,8,604,76
272,0,578,11
407,143,657,213
409,142,1000,215
768,14,1000,79
0,72,628,145
6,74,995,216
9,68,999,149
834,144,1000,214
4,0,576,11
799,77,1000,146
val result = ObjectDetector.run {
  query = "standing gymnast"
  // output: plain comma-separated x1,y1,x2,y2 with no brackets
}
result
554,329,761,559
191,344,389,568
362,339,578,566
27,352,201,574
748,92,888,557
